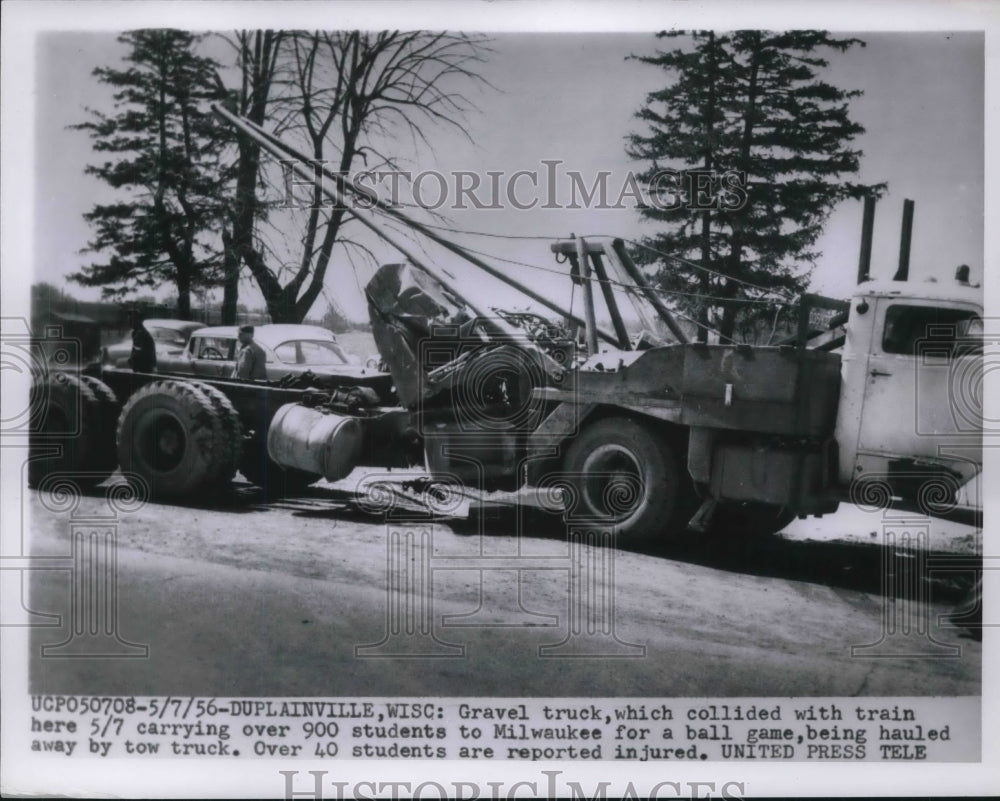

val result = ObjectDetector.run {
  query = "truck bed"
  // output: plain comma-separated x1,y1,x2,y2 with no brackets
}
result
542,343,842,439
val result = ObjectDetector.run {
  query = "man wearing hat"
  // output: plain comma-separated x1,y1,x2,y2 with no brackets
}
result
127,308,156,372
232,325,267,380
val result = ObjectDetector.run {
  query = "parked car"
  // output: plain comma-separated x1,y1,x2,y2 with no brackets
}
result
101,319,203,367
155,324,393,397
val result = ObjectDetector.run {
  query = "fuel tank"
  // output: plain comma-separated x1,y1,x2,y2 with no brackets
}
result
267,403,364,481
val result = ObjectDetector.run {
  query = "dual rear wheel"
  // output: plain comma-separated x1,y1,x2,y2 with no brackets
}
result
30,375,316,500
28,373,120,489
116,380,242,498
116,380,321,498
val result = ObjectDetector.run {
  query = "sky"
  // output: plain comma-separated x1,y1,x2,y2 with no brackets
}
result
23,24,988,326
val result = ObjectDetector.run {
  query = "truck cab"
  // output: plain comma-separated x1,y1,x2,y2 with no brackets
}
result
834,280,983,499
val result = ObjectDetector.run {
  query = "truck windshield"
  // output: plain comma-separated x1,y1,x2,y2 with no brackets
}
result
882,305,982,357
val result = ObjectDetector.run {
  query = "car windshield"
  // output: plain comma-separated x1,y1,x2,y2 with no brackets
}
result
150,328,188,345
272,339,349,365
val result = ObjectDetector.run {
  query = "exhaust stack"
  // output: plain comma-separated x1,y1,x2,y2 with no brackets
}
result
857,195,876,284
893,199,914,282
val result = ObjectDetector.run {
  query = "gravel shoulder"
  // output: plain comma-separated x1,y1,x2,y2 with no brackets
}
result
26,472,981,698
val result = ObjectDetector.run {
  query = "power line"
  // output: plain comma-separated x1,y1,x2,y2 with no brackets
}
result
362,209,797,302
381,216,560,241
618,237,796,300
444,239,792,307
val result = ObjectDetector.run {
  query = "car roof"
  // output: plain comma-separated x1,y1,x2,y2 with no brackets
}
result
190,326,239,337
255,324,337,344
189,324,338,347
144,319,203,331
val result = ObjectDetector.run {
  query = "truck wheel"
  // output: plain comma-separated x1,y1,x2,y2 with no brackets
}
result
187,381,243,485
116,380,235,499
563,416,688,542
28,372,114,489
76,375,121,473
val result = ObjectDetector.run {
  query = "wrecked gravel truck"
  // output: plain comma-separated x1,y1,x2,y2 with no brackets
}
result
27,108,983,542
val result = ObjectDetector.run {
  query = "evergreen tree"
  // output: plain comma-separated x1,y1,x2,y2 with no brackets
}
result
628,30,883,342
71,29,228,319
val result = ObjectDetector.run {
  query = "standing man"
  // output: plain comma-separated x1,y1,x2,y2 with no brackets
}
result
232,325,268,380
127,308,156,372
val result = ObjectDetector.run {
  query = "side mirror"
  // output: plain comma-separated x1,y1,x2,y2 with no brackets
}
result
856,301,869,315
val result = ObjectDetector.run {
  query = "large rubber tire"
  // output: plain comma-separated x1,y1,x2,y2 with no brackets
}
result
76,374,121,474
28,372,116,489
187,381,243,486
116,380,235,499
562,416,690,543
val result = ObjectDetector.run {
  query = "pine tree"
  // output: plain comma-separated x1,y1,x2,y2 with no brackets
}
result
71,29,228,319
628,30,883,342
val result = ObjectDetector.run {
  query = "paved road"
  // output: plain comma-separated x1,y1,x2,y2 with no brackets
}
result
24,477,980,697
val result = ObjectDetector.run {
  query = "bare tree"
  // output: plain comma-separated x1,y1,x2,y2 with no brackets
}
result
218,30,489,324
217,30,286,324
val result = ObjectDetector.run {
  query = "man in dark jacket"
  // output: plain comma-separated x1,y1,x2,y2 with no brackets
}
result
127,309,156,372
232,325,268,380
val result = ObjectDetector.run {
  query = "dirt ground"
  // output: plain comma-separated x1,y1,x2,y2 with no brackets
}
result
21,467,981,699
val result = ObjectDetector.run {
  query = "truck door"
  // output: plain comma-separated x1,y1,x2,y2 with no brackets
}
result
856,299,982,471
